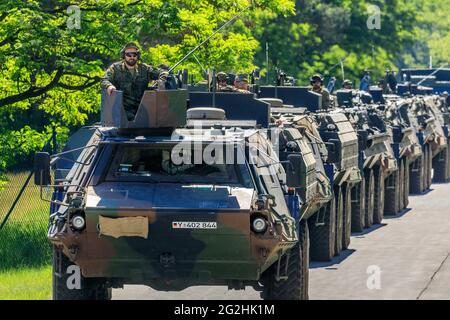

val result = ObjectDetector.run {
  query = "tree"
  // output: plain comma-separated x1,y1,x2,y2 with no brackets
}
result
0,0,295,173
253,0,418,86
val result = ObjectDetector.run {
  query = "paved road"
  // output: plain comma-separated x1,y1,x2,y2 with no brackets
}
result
113,183,450,300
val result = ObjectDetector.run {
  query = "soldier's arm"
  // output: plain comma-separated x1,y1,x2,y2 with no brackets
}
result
100,65,116,89
147,65,161,81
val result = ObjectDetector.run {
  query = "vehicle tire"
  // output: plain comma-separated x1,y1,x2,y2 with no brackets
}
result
398,159,405,212
334,186,343,256
409,155,423,194
261,220,309,300
403,157,410,209
308,198,336,261
300,219,309,300
426,143,433,189
351,177,365,233
365,169,375,228
53,246,111,300
384,167,399,216
447,140,450,180
423,144,430,191
373,166,385,225
433,148,448,183
342,184,352,250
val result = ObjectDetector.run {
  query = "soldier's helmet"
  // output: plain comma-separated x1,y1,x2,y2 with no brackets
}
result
120,42,141,59
310,74,324,85
217,72,229,82
343,79,353,87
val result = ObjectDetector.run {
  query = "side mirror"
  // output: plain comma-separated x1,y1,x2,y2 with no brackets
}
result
34,152,51,186
285,154,304,188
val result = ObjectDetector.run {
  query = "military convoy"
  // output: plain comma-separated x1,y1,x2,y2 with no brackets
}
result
33,70,450,300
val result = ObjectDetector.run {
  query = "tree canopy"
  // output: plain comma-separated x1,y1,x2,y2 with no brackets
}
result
0,0,446,176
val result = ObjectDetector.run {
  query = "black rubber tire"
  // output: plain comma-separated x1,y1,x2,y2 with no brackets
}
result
433,148,448,183
365,169,375,228
52,247,111,300
423,144,430,191
308,198,336,262
384,167,400,216
410,155,424,194
447,140,450,180
351,178,366,233
334,186,343,256
398,159,405,212
300,219,309,300
261,220,309,300
426,143,433,189
403,157,410,209
342,184,352,250
373,166,385,224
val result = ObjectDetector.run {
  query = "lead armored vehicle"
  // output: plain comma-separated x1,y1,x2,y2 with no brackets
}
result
34,89,310,300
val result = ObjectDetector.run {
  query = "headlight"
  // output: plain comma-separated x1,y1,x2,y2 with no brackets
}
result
252,217,267,233
71,215,86,230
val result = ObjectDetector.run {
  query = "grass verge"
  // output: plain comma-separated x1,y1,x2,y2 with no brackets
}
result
0,265,52,300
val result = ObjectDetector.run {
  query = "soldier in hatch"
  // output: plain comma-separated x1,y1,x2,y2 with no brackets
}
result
100,42,169,120
309,74,331,110
234,74,251,93
216,72,236,92
342,79,353,90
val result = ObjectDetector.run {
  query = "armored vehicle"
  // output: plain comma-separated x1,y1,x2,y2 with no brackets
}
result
188,89,336,263
35,89,310,300
333,89,398,226
258,87,362,258
397,94,447,193
420,94,450,183
378,95,422,213
267,102,336,261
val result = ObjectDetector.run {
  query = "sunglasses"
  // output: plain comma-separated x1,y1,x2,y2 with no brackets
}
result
125,52,138,57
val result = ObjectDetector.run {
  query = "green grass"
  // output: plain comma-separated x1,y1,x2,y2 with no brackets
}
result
0,265,52,300
0,171,52,271
0,221,52,271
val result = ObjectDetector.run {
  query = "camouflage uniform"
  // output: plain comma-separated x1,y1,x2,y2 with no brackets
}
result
234,74,251,93
309,87,331,110
216,72,237,92
100,62,161,118
309,74,331,110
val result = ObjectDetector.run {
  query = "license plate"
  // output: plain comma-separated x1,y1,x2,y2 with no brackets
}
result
172,221,217,229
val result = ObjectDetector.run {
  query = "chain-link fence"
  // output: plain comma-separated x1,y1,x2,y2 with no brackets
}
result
0,135,57,271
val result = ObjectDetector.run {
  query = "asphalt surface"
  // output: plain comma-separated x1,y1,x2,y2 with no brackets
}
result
113,183,450,300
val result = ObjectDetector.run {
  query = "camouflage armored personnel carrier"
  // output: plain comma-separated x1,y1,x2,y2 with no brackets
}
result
420,94,450,183
258,87,362,258
387,91,448,193
188,88,337,263
34,89,310,300
333,89,398,226
267,103,336,261
377,95,422,214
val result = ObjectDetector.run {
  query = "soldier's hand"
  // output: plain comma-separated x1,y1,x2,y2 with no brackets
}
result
159,71,169,81
107,85,117,96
